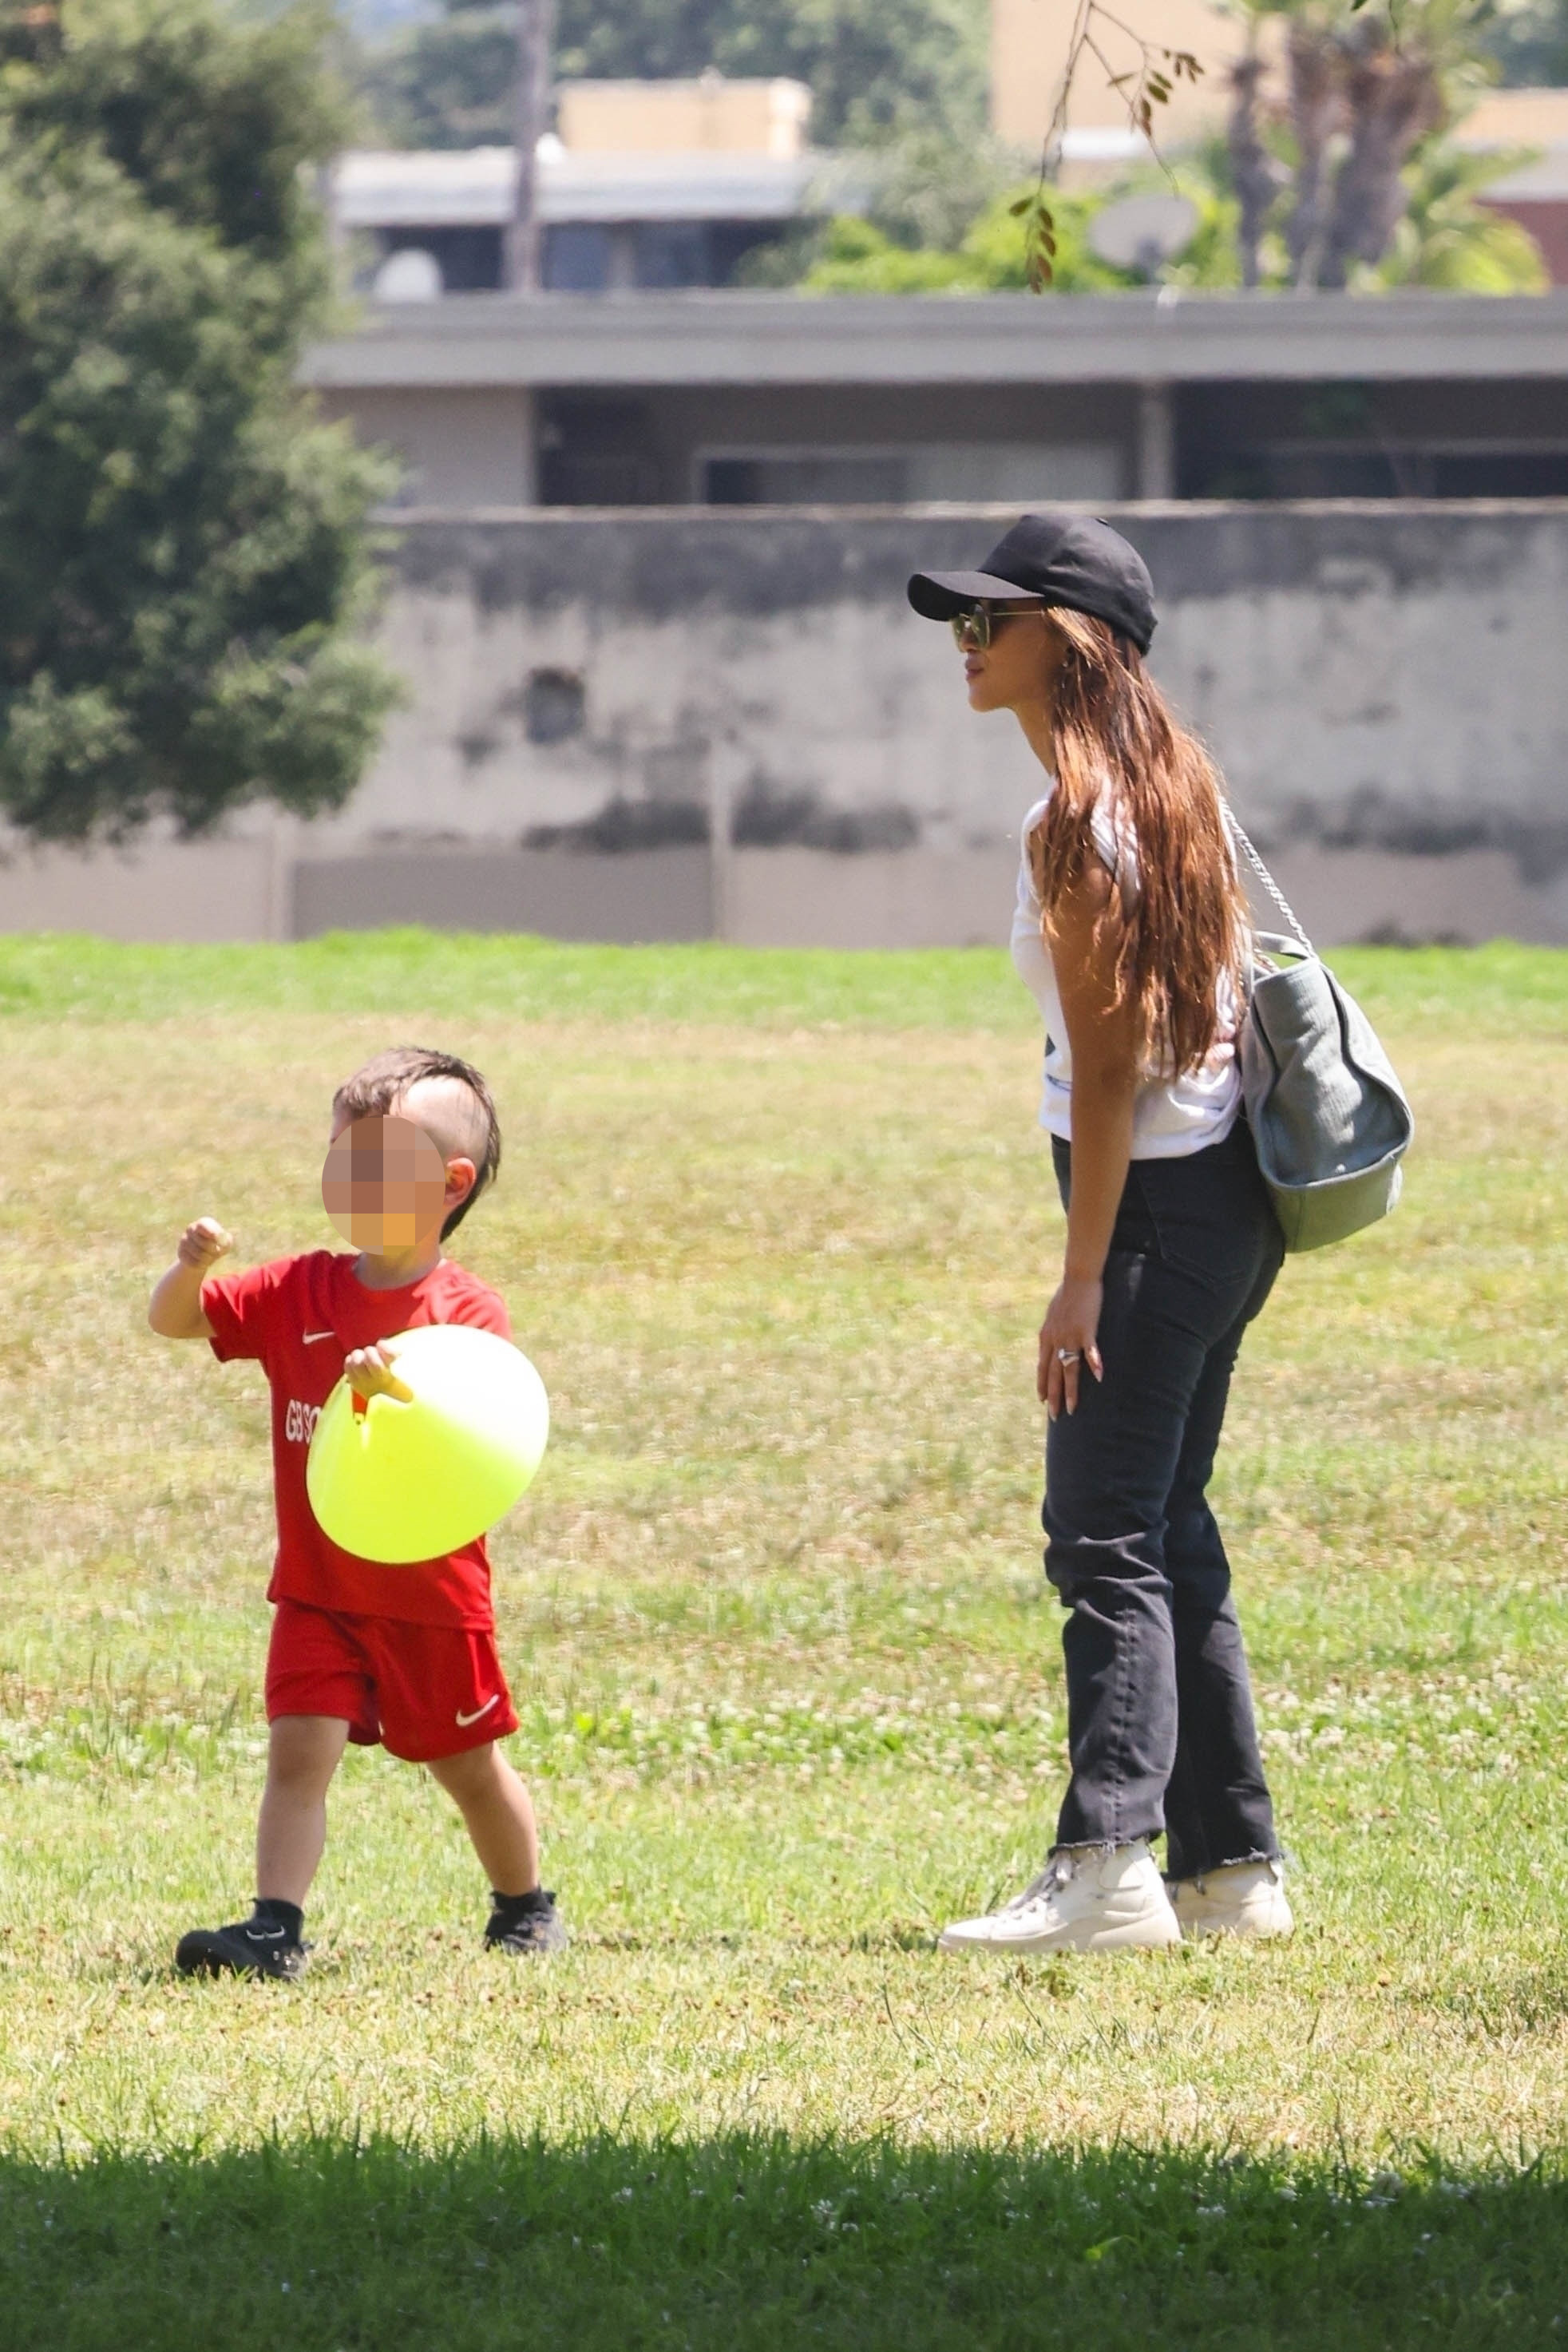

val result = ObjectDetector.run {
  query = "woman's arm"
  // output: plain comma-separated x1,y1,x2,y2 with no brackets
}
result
1038,861,1141,1418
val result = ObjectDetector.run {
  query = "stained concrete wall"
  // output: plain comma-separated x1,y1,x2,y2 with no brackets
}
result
315,499,1568,947
5,501,1567,946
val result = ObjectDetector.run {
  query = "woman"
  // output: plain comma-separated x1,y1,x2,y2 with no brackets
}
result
907,511,1292,1954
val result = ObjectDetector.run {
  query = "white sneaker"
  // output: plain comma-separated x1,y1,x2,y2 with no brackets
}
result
1169,1858,1293,1941
938,1840,1182,1955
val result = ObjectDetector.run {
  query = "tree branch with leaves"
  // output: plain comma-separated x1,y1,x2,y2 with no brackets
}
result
1012,2,1206,288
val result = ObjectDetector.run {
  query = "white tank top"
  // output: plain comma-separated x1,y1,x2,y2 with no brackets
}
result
1010,790,1242,1159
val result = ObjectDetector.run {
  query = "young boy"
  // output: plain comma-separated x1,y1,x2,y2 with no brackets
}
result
148,1044,564,1978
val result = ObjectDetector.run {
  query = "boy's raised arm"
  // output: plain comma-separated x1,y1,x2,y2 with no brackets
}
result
148,1218,232,1340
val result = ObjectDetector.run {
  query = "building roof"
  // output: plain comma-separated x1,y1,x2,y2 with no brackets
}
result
330,132,1139,236
1483,152,1568,203
331,144,815,228
303,287,1568,391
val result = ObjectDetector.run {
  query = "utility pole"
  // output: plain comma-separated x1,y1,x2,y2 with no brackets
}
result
505,0,555,292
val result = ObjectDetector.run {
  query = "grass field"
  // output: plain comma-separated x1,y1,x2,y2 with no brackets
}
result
2,932,1566,2348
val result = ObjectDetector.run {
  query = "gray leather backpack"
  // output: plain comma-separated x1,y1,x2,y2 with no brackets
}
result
1224,807,1414,1254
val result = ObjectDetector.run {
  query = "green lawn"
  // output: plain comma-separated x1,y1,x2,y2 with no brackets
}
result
1,935,1566,2348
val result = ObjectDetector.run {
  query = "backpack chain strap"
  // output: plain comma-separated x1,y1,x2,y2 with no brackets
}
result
1220,800,1316,958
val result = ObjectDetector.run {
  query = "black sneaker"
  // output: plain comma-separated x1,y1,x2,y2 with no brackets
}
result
484,1889,567,1957
175,1917,307,1982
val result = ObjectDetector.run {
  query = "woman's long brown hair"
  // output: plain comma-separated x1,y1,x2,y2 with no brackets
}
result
1028,607,1249,1076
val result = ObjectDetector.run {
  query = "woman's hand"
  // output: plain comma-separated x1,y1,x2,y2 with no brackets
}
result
1038,1275,1104,1419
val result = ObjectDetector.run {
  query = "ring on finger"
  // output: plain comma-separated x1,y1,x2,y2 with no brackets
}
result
1055,1347,1083,1364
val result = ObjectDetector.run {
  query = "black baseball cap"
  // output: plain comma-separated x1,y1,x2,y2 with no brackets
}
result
907,509,1156,653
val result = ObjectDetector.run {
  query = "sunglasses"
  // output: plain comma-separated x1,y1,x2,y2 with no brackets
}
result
949,601,1046,652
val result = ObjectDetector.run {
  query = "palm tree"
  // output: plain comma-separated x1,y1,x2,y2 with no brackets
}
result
1226,0,1496,288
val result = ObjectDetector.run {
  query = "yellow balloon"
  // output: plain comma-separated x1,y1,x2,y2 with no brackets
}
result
306,1324,549,1564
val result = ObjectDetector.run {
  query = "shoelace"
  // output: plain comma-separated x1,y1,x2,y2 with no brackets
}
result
1003,1856,1074,1912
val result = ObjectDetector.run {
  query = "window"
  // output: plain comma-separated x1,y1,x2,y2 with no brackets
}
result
697,443,1121,507
544,226,613,293
634,224,710,288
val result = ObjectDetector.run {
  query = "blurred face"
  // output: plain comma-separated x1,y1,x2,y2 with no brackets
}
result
952,601,1065,715
322,1113,448,1253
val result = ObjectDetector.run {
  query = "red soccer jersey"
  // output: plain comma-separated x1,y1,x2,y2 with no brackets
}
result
201,1249,513,1629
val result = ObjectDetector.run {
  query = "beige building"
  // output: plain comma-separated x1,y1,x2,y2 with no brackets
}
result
556,74,812,159
990,0,1258,158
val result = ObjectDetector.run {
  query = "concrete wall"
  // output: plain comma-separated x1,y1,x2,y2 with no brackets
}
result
0,830,283,943
6,501,1568,948
291,843,712,942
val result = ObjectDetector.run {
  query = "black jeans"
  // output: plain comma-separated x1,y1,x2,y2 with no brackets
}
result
1045,1120,1284,1879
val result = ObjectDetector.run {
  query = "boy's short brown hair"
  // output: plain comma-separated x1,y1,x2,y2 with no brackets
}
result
333,1047,501,1239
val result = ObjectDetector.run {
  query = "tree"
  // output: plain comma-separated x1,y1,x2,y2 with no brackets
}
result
0,0,398,845
790,175,1241,293
1373,133,1550,285
762,117,1540,297
361,0,989,153
1477,0,1568,82
361,0,517,151
1000,0,1544,293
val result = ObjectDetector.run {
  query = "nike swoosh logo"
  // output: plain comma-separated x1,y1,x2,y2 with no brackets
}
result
455,1694,501,1728
303,1331,336,1344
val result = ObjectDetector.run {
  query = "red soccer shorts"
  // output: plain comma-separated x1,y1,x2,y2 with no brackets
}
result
265,1598,520,1764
